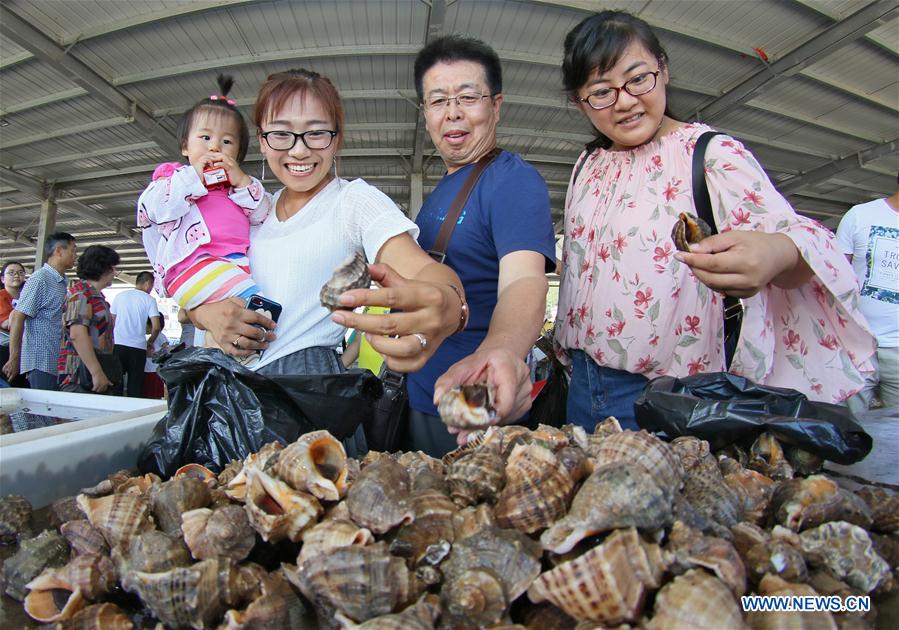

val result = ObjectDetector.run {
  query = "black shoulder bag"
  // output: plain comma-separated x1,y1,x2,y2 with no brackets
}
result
365,148,502,452
692,131,743,368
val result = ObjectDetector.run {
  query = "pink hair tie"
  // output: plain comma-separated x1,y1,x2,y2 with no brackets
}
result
209,95,237,106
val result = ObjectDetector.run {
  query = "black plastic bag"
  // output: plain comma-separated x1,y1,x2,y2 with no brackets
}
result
528,363,568,428
634,372,872,465
137,347,382,477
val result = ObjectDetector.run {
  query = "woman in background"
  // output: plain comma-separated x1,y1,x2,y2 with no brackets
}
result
58,246,122,394
0,261,28,387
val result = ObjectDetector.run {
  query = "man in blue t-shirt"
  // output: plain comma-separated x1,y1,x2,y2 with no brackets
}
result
407,36,556,456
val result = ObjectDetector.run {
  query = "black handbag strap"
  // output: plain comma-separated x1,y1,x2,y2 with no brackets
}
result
428,147,502,262
692,130,742,368
692,131,721,230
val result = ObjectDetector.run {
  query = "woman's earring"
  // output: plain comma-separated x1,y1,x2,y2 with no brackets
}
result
332,158,338,181
260,160,266,181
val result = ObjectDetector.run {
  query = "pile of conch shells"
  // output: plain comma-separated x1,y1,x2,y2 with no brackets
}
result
2,421,897,629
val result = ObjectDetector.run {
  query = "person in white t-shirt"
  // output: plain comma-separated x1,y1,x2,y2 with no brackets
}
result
837,181,899,410
111,272,161,397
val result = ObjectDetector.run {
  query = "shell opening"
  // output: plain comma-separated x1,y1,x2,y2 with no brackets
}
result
50,588,73,611
310,442,342,482
256,494,285,516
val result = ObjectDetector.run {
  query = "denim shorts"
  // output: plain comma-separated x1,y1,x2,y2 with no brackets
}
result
566,350,649,432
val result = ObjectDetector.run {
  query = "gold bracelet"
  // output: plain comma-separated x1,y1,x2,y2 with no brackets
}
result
445,283,469,334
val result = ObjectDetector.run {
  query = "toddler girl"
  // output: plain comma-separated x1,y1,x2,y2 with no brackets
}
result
138,75,272,327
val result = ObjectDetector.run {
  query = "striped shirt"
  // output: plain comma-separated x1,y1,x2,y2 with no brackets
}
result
14,263,67,375
58,280,114,386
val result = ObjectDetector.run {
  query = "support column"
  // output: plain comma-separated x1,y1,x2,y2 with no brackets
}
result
33,190,57,269
409,172,423,220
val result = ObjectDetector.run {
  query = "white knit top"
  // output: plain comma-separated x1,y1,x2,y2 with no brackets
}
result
248,178,419,369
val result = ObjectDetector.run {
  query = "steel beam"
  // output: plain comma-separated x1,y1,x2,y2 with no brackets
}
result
1,88,88,116
0,5,180,156
696,0,899,121
0,166,47,196
778,137,899,194
0,116,134,150
113,45,420,86
10,142,160,170
0,227,35,247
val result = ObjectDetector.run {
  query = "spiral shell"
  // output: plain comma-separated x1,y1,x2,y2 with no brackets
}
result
494,443,575,534
645,568,746,629
320,251,371,311
770,476,872,532
127,557,246,629
855,485,899,533
592,430,682,499
442,527,542,628
334,593,441,630
149,475,212,535
272,430,349,501
722,466,776,526
749,433,794,480
23,571,85,623
61,602,134,629
175,463,218,485
799,521,892,593
446,442,505,507
452,503,496,541
221,572,306,629
744,540,808,584
346,457,414,534
528,528,668,625
119,529,191,576
60,520,109,557
56,553,116,600
244,467,322,543
390,490,457,566
288,540,422,625
671,211,712,252
437,383,497,430
76,493,154,550
181,505,256,562
540,461,673,554
667,521,747,597
297,518,374,566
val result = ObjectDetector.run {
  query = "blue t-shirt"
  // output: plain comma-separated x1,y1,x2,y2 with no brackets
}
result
408,150,556,416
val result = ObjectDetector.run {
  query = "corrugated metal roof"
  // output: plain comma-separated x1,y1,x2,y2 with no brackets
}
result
2,0,897,274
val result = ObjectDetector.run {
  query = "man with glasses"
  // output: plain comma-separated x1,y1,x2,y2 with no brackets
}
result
3,233,76,390
406,36,556,456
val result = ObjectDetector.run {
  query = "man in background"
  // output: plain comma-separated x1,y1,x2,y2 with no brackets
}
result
111,271,161,397
837,179,899,411
2,233,76,390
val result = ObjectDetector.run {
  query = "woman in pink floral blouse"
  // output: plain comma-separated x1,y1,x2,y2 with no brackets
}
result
555,11,876,430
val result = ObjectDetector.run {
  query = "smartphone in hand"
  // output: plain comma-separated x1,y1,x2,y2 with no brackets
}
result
242,294,282,367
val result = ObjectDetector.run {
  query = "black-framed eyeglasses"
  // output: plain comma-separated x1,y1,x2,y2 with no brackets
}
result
4,270,26,277
423,93,493,112
579,71,660,110
260,129,338,151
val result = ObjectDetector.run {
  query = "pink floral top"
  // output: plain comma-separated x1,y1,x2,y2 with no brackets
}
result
555,123,876,404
